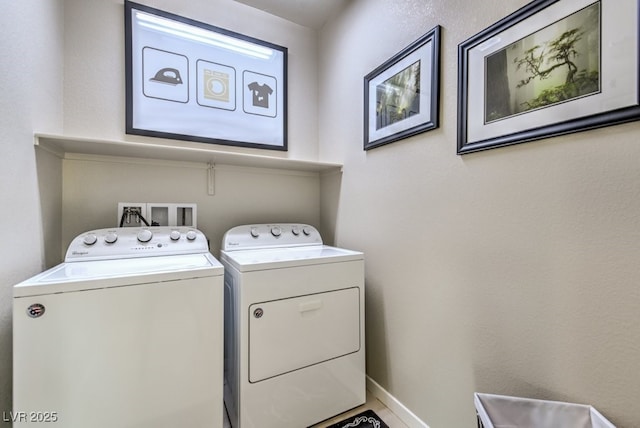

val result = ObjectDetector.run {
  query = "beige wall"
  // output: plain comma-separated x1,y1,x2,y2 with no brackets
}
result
0,1,64,422
61,157,321,258
319,1,640,427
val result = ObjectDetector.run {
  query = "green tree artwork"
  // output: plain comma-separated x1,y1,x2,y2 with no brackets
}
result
485,2,600,123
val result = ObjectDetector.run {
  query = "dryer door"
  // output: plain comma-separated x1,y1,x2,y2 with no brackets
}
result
248,287,360,383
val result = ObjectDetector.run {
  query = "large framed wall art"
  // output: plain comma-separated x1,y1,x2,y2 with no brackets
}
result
364,26,441,150
125,1,288,151
457,0,640,154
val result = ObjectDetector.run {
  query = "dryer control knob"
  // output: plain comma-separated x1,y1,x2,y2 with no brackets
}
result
250,227,259,238
271,226,282,237
292,226,300,236
83,233,97,246
137,229,153,243
104,232,118,244
186,230,197,241
169,230,181,241
302,227,312,236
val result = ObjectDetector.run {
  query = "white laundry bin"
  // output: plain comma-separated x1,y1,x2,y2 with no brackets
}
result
474,393,616,428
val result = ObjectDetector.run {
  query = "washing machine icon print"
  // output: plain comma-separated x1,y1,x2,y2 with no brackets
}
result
204,69,230,102
197,60,236,111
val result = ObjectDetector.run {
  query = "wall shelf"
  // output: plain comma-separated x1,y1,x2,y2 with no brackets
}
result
35,134,342,173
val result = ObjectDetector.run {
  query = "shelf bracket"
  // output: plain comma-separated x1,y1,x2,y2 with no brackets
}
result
207,163,215,196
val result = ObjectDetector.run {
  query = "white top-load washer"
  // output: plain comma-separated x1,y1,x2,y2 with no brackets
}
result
13,227,224,428
220,224,365,428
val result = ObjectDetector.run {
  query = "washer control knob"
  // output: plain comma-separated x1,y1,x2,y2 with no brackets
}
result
137,229,153,243
250,227,259,238
292,226,300,236
104,232,118,244
83,233,98,246
169,230,181,241
302,227,312,236
186,230,197,241
271,226,282,237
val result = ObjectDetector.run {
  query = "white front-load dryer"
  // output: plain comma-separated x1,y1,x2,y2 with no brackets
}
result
220,224,365,428
13,227,224,428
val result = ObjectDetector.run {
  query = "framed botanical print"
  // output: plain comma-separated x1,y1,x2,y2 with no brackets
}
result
458,0,640,154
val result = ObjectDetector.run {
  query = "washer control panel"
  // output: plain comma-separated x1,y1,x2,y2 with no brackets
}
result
65,227,208,261
222,224,322,251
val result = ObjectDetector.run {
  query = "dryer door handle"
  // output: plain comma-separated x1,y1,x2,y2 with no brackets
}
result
299,300,323,313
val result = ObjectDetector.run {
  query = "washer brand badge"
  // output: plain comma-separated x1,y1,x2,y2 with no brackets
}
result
27,303,45,318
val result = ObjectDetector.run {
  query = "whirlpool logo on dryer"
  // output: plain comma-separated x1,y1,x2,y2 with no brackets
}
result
27,304,45,318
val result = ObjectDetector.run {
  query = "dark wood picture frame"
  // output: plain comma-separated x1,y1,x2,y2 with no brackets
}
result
364,26,441,150
457,0,640,154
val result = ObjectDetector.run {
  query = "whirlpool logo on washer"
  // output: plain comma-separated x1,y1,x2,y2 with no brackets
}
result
27,304,46,318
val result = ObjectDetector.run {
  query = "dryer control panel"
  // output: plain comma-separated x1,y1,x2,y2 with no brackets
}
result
65,227,209,261
222,224,322,251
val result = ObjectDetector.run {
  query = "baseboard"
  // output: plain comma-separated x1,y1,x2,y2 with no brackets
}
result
366,376,430,428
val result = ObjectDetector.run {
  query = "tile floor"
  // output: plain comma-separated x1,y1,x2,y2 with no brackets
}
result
223,390,409,428
310,391,409,428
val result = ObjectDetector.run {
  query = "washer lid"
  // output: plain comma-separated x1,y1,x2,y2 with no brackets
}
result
14,253,223,297
220,245,363,272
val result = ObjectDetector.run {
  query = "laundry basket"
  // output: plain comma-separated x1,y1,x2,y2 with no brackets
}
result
474,393,616,428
